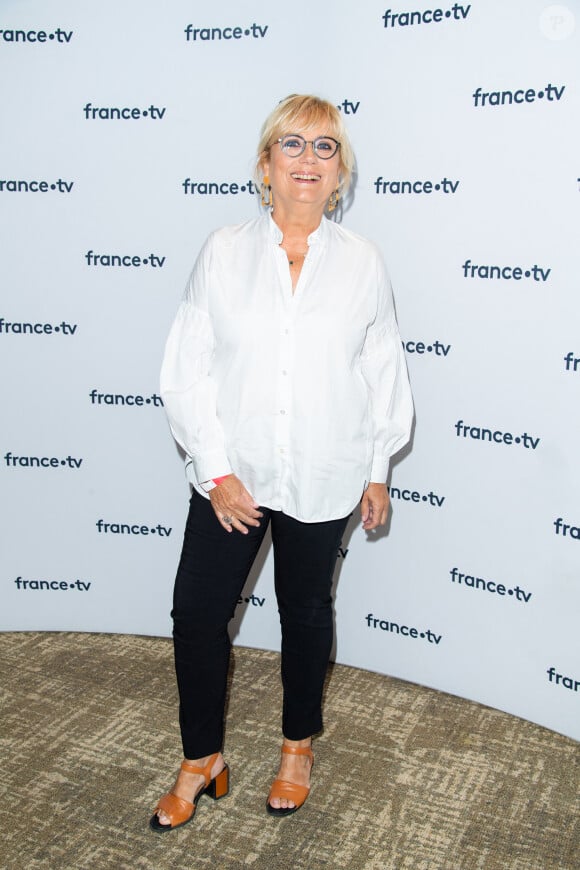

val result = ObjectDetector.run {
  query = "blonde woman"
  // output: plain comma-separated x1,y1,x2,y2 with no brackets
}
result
151,94,413,830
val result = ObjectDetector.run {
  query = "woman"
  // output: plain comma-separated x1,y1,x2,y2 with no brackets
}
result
151,94,413,831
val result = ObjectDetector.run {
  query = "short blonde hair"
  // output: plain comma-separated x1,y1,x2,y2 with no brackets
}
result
256,94,355,195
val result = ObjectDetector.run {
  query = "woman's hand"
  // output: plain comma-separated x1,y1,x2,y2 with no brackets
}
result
361,483,390,530
208,475,263,534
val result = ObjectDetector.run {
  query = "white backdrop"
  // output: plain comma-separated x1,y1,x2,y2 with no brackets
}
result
1,0,579,741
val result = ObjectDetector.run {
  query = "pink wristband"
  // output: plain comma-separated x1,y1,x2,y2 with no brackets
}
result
212,475,231,485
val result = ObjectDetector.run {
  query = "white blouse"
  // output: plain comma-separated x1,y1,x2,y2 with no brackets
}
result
160,213,413,522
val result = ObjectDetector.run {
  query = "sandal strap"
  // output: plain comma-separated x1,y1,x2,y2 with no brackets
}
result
281,744,314,761
180,752,220,786
268,778,310,806
154,792,194,826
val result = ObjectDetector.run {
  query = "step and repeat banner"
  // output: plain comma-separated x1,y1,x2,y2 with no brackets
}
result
1,0,579,741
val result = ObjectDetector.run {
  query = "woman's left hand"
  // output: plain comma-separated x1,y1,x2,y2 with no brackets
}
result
361,483,390,530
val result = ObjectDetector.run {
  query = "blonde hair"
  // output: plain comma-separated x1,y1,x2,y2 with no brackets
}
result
256,94,355,195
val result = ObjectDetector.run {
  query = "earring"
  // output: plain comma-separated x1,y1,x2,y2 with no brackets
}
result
328,188,340,213
261,175,272,208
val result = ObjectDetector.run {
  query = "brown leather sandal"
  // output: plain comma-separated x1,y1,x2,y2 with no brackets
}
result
150,754,229,833
266,744,314,817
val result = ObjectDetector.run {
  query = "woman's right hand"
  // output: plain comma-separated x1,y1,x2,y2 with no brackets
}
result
208,475,263,534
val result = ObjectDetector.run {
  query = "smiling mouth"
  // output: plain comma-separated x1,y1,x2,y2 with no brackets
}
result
291,173,320,183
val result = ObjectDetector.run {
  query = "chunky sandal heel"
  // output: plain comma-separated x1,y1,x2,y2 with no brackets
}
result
205,764,229,800
150,753,229,833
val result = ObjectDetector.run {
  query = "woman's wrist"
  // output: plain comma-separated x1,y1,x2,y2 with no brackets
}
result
199,474,232,493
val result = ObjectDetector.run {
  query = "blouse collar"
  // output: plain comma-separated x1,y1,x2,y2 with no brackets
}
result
267,211,328,247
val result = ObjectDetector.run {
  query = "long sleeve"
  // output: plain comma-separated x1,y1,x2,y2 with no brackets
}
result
159,236,232,482
360,254,414,482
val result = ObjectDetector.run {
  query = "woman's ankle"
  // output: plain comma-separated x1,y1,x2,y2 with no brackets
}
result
184,752,220,766
181,752,225,779
282,736,312,748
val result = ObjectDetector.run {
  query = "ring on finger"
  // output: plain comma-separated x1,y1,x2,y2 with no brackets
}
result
221,515,233,524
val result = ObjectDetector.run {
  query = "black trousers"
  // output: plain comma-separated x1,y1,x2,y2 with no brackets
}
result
171,488,350,759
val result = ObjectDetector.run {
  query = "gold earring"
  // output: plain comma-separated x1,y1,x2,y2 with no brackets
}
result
328,188,340,213
261,175,272,208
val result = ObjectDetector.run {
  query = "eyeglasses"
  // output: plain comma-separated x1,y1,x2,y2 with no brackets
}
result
277,134,340,160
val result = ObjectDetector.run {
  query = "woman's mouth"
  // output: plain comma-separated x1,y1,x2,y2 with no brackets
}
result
290,173,320,184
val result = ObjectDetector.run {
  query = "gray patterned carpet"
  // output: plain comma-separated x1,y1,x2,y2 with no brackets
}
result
1,632,578,869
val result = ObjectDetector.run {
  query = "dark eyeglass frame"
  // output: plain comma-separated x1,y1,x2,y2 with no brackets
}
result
277,134,341,160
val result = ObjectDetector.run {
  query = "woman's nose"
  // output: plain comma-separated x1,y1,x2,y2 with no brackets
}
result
300,142,317,160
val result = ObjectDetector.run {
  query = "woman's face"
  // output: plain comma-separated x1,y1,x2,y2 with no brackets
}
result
262,123,341,215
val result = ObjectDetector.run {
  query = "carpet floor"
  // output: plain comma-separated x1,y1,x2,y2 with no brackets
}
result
0,632,578,869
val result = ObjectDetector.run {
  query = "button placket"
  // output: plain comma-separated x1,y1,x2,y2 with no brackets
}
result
271,229,322,505
275,282,295,497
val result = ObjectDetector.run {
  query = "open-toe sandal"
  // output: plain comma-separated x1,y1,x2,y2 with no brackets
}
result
266,744,314,817
150,753,229,833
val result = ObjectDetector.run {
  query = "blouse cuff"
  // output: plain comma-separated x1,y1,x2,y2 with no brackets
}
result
199,480,217,493
369,456,390,483
193,450,232,484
